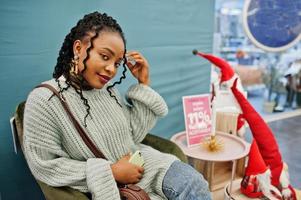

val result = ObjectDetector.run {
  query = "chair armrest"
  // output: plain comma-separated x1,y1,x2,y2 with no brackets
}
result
37,180,89,200
142,134,188,163
14,101,26,150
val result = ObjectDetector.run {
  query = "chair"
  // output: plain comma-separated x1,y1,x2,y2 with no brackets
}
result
15,101,187,200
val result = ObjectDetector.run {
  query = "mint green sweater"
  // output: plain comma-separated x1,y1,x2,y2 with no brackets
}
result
23,77,177,200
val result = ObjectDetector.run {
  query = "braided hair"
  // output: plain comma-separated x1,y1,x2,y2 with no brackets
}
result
53,11,127,127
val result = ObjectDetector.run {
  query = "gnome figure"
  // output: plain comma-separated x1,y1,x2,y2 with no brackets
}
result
231,79,297,200
241,140,282,199
193,50,246,137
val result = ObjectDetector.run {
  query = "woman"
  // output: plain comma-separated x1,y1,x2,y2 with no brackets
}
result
23,11,211,200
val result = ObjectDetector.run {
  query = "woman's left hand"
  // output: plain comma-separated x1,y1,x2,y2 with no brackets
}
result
126,51,150,85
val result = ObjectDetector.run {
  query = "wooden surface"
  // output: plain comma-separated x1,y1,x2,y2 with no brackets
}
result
216,112,238,136
170,132,250,162
171,131,249,191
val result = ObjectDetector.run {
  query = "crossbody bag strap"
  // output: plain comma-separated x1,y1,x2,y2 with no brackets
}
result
36,84,106,159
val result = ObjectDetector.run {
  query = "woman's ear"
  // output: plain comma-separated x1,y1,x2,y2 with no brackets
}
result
73,40,82,56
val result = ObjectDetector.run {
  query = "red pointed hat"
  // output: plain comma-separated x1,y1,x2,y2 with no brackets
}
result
245,140,268,176
241,140,269,198
237,114,245,131
193,51,235,82
231,79,283,186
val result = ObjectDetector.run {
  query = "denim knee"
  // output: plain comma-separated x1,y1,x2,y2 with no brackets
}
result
162,161,212,200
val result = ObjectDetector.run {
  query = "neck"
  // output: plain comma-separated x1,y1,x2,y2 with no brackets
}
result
65,73,93,91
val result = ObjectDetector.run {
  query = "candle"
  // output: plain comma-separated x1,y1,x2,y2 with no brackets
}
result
211,99,216,136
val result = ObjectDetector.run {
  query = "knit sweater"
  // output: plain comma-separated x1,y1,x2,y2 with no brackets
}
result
23,77,178,200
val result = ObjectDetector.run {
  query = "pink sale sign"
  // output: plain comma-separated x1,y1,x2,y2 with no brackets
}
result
182,94,211,147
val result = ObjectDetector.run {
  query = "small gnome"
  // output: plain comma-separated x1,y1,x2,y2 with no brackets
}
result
193,50,246,137
231,79,297,200
241,140,282,199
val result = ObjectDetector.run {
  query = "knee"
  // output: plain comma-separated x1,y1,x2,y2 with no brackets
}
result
179,164,210,193
163,162,212,199
183,168,211,199
189,170,210,193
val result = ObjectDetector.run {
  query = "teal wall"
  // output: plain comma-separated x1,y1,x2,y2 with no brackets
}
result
0,1,215,199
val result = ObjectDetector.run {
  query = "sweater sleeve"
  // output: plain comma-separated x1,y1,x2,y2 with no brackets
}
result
23,89,120,199
124,84,168,143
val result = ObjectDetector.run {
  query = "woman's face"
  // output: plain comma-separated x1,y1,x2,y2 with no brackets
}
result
74,31,125,89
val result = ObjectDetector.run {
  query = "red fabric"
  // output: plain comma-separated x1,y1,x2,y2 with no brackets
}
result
240,175,283,200
237,114,245,131
195,52,235,82
288,185,297,200
240,176,264,198
245,140,268,176
231,79,283,186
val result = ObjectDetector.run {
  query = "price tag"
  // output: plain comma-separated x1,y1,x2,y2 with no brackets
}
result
182,94,212,147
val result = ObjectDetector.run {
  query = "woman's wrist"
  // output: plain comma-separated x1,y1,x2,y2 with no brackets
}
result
110,163,119,181
138,78,150,86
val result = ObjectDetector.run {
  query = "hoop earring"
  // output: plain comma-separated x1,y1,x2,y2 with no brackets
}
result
70,55,79,75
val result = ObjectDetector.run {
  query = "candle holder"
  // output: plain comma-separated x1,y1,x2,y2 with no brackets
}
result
201,134,224,152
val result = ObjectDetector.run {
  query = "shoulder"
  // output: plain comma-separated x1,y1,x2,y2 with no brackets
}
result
26,79,60,108
28,79,60,99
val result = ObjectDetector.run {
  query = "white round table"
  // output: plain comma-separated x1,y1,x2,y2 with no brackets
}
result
171,131,250,194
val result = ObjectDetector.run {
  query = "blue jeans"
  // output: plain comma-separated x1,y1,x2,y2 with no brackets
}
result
162,161,212,200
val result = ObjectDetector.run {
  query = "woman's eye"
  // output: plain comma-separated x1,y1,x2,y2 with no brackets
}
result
115,62,121,68
102,55,109,61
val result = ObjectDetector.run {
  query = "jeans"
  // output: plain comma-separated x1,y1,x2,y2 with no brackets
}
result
162,161,212,200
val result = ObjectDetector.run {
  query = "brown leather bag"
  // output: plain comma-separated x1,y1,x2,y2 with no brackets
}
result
36,84,150,200
119,184,150,200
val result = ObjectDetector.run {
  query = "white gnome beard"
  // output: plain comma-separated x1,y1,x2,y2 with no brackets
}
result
257,169,276,199
222,74,244,92
269,186,283,200
257,169,284,200
212,75,247,137
280,164,292,199
282,189,292,200
214,76,246,112
213,89,244,113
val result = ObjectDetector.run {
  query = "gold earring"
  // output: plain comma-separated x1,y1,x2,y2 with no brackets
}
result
71,55,79,74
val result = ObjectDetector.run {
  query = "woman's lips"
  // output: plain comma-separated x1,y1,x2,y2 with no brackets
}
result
97,74,111,84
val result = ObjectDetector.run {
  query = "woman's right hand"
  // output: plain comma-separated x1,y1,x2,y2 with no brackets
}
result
111,154,144,184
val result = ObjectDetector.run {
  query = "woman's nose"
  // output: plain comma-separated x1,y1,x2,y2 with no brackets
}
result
104,63,115,73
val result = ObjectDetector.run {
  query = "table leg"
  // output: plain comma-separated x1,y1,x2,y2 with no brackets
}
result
203,161,214,191
192,158,204,172
236,157,246,176
229,160,237,195
209,162,215,191
192,159,215,191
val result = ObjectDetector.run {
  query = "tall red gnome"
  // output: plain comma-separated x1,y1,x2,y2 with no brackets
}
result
231,79,297,200
193,50,246,137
